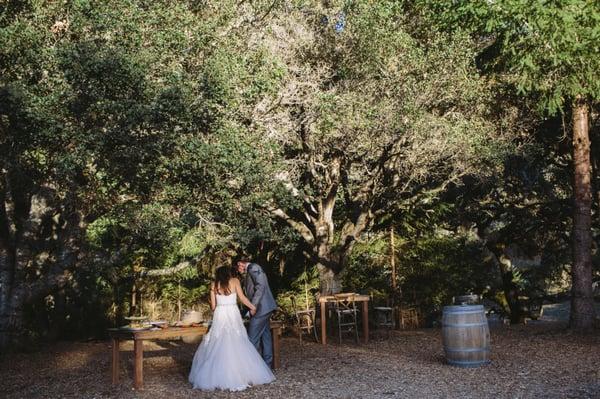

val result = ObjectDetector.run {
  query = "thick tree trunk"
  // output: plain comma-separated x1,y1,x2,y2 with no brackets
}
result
0,247,40,351
313,214,359,295
314,230,343,294
0,235,10,347
501,270,523,324
0,285,12,350
269,155,371,295
0,184,82,351
570,99,595,330
0,182,23,351
484,243,523,323
317,263,342,295
0,284,26,351
0,185,14,350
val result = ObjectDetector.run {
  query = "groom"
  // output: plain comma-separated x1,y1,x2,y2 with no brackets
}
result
236,259,277,367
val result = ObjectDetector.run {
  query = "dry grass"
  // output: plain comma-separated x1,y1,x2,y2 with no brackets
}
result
1,322,598,399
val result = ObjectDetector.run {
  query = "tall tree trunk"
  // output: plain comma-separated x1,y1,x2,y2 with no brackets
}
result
0,224,12,349
268,155,372,294
317,263,342,295
570,99,595,330
0,276,27,351
315,237,356,295
485,244,523,323
500,269,523,324
315,228,343,294
0,180,27,351
0,184,82,350
0,253,13,350
0,302,25,351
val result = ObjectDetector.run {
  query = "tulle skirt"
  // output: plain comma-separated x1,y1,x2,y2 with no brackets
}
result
188,303,275,391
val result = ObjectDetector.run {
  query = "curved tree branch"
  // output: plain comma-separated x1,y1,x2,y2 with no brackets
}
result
267,205,315,245
140,258,197,277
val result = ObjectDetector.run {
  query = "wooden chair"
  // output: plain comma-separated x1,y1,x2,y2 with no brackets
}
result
332,294,359,343
398,306,419,330
291,296,318,342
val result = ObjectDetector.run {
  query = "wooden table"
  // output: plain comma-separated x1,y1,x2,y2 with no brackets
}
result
318,294,370,345
109,321,283,390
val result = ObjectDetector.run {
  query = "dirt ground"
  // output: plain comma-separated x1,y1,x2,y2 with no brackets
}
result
1,322,599,399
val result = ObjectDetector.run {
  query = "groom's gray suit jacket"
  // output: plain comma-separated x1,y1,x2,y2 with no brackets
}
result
244,263,277,317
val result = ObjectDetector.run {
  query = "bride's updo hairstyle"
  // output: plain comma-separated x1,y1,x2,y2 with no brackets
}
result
214,266,232,295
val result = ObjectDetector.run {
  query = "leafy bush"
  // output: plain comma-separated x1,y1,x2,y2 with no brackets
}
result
343,231,500,323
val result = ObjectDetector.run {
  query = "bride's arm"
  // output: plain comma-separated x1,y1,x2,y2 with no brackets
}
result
233,278,256,313
210,282,216,311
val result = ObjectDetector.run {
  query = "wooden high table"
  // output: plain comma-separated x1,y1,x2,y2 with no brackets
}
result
318,294,370,345
109,321,283,390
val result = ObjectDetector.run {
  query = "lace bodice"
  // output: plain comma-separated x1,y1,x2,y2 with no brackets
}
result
216,292,237,306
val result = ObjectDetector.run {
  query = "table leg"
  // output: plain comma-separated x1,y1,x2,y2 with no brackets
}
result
271,327,280,370
362,301,369,344
133,339,143,390
111,338,120,384
320,301,327,345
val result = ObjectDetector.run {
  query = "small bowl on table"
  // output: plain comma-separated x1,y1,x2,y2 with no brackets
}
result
150,320,168,329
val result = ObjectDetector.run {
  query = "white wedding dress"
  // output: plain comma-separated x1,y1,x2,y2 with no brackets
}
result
188,292,275,391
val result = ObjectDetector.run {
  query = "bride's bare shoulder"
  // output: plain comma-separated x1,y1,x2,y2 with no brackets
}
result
230,277,240,285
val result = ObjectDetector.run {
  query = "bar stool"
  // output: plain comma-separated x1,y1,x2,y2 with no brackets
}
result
373,305,394,337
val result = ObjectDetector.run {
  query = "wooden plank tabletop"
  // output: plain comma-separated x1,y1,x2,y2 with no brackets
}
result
318,294,370,303
108,326,208,340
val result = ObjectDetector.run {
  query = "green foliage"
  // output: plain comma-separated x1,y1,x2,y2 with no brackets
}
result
86,216,122,250
413,0,600,113
0,0,552,343
178,229,209,258
344,231,498,318
276,265,320,318
400,235,495,311
343,236,391,296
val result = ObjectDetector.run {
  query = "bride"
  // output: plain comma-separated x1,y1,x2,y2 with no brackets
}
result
188,266,275,391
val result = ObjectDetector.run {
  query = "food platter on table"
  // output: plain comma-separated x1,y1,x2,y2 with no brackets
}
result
119,324,152,331
119,316,153,331
173,320,204,328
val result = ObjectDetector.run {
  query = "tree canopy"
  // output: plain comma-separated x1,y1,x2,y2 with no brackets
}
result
0,0,597,348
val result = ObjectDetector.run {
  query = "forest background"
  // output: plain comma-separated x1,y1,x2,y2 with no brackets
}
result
1,0,599,350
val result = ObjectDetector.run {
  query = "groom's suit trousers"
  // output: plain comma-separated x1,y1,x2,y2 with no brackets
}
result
247,311,273,367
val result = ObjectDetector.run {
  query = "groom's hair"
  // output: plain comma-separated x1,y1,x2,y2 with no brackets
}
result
233,256,251,265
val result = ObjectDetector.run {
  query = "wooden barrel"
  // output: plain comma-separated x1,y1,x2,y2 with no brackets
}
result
442,305,490,367
453,294,480,305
